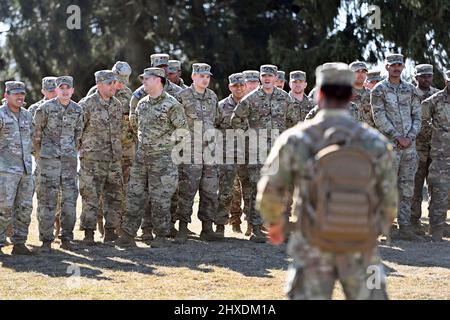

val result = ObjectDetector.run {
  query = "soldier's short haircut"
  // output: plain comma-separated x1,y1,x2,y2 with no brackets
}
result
320,84,352,102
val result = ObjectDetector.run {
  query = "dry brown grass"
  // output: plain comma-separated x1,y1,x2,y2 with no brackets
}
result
0,197,449,300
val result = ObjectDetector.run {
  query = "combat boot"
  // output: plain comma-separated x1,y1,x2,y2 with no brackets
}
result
60,240,75,251
245,222,252,236
11,243,33,255
200,221,222,241
411,220,426,236
174,221,188,244
40,241,52,253
187,226,196,236
430,225,444,242
215,224,225,238
83,229,95,246
394,225,425,241
151,235,173,248
140,228,154,242
6,224,13,238
232,223,242,233
249,225,267,243
114,232,137,248
168,224,178,238
443,223,450,238
104,228,118,243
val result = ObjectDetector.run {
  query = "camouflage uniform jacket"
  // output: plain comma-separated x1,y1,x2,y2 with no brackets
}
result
0,103,33,174
370,79,421,142
286,92,315,128
135,91,187,160
415,86,440,151
33,98,83,159
78,92,123,162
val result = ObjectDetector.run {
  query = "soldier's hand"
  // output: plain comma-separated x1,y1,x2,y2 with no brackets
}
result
267,221,285,245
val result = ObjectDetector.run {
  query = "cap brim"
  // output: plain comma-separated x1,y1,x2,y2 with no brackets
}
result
193,72,213,76
230,81,245,86
387,60,404,65
416,72,433,76
8,89,26,94
260,72,275,76
57,83,73,88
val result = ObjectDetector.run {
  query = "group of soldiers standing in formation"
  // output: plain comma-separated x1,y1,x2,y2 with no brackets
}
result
0,52,449,265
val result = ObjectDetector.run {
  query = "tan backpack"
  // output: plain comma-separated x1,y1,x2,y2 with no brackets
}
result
299,122,380,253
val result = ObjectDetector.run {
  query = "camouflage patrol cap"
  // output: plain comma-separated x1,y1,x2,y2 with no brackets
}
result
95,70,117,84
168,60,182,73
316,62,354,87
243,70,260,82
349,61,368,72
277,71,286,81
228,73,245,85
385,53,404,65
150,53,170,67
5,81,26,94
366,70,383,82
112,61,132,84
445,70,450,81
260,64,278,76
56,76,74,88
42,77,57,91
415,64,433,76
139,67,166,80
289,71,306,81
192,63,213,75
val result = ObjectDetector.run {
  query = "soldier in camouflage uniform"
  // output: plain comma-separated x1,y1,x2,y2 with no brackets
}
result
422,70,450,241
128,54,182,241
410,64,440,234
228,70,261,235
215,73,248,237
257,63,397,300
78,70,123,245
33,76,83,251
172,63,222,243
28,77,59,237
85,62,134,236
231,64,291,242
167,60,189,89
114,68,188,248
286,71,315,128
365,70,383,91
370,54,423,241
349,61,375,127
0,81,34,255
275,71,287,91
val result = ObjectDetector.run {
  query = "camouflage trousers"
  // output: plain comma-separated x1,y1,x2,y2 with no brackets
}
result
393,146,419,227
174,164,218,223
216,164,247,225
140,180,177,231
285,233,388,300
37,157,78,242
411,146,431,222
428,158,450,227
122,153,178,237
229,175,246,225
0,172,34,246
79,159,123,231
240,165,263,226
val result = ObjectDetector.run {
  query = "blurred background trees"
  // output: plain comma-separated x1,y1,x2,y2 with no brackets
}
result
1,0,449,102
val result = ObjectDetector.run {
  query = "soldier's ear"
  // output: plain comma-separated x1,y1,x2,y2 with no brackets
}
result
385,64,389,72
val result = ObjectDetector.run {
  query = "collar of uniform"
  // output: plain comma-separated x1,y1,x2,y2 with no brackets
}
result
147,91,167,104
384,78,408,90
189,84,211,99
289,91,307,102
5,103,24,120
94,91,113,106
227,94,238,106
256,86,276,97
316,108,351,119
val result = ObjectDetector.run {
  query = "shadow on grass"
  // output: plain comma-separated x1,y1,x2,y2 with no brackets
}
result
0,235,289,280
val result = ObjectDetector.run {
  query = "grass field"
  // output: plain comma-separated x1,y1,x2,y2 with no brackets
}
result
0,196,449,300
